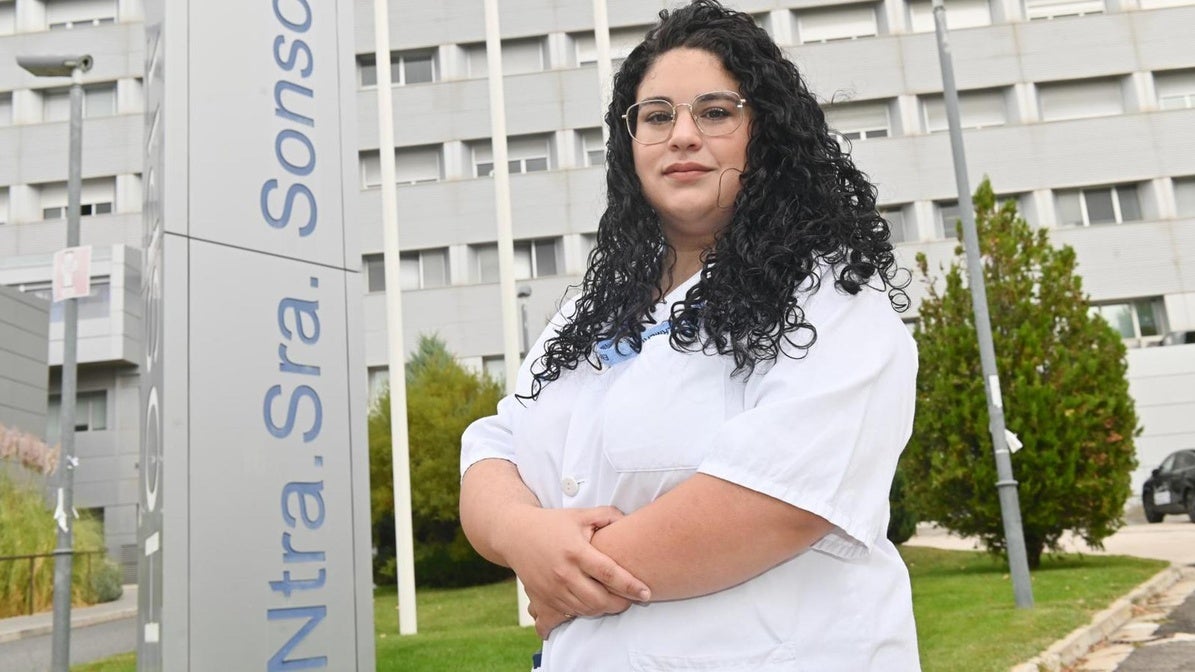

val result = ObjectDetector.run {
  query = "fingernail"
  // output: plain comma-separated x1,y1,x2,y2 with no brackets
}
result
638,589,651,601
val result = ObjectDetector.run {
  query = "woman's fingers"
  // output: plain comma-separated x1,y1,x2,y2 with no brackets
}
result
564,577,632,617
505,506,649,616
575,543,651,603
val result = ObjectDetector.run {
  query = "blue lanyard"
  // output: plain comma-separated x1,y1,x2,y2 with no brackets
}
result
595,319,673,367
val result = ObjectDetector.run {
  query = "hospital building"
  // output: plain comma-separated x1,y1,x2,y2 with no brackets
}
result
1,0,1193,577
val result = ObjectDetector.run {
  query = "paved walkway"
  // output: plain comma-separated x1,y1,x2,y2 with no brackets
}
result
0,585,137,670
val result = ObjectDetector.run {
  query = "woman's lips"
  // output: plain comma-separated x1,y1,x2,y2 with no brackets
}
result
663,163,714,181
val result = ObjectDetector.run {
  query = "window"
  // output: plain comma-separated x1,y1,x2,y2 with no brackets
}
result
795,3,879,43
482,355,506,382
1174,178,1195,217
357,49,437,87
363,254,385,293
881,206,915,244
39,178,116,220
0,1,15,36
367,367,389,399
934,201,963,239
1037,78,1124,122
1023,0,1104,20
1055,185,1142,227
580,233,598,263
1139,0,1195,7
46,0,117,29
466,38,546,78
46,390,108,444
42,82,117,121
473,238,561,283
907,0,991,32
922,89,1007,132
0,91,11,126
362,249,449,292
0,187,8,225
23,279,111,321
472,135,551,177
1090,298,1167,346
1156,69,1195,111
360,146,442,187
823,100,890,142
574,26,649,68
400,249,449,290
579,128,605,167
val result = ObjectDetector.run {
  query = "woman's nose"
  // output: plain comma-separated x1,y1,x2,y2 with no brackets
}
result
669,105,703,150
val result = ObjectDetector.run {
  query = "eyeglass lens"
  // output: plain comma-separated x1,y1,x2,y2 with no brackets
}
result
626,91,744,144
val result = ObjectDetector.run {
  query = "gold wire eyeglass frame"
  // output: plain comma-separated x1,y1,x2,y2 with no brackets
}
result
621,91,749,145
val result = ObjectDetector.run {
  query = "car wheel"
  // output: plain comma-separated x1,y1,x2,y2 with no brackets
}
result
1144,489,1165,524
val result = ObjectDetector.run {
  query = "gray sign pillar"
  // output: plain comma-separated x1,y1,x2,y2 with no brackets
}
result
137,1,377,669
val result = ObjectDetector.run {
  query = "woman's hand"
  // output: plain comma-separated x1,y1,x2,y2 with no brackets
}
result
500,505,650,619
527,596,574,640
461,460,650,619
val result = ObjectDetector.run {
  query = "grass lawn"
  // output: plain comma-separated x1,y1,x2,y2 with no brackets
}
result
73,547,1167,672
904,547,1166,672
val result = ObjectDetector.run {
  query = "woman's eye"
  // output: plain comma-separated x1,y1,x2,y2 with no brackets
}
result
643,111,675,125
700,107,732,120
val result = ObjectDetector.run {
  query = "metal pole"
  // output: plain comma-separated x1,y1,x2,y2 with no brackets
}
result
931,0,1033,608
49,62,86,672
482,0,534,628
372,0,418,635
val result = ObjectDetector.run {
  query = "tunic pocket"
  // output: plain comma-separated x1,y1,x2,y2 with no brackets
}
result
629,641,802,671
600,346,728,473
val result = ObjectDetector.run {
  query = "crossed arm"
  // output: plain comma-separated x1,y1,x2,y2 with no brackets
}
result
459,458,833,637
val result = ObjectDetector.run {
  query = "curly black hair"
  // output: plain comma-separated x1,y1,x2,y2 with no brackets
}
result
522,0,908,400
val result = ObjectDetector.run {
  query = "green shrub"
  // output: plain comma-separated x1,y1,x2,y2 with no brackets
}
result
89,557,124,603
905,179,1138,567
887,466,918,545
0,469,110,616
370,335,507,588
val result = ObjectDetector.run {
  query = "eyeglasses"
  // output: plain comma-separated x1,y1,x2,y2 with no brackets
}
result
622,91,748,145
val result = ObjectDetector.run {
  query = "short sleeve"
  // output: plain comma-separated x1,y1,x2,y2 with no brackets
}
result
696,283,917,560
460,295,580,477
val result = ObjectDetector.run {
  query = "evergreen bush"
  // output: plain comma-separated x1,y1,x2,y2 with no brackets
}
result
901,179,1139,567
370,335,510,588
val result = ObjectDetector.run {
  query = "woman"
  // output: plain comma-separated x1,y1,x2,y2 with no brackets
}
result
460,1,919,669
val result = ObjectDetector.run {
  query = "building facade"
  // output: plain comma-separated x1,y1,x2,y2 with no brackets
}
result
1,0,1193,571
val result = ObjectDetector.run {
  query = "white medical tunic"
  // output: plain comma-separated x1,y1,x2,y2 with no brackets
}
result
461,268,921,671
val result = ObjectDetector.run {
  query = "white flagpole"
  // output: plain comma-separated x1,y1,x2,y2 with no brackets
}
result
373,0,418,634
483,0,535,628
593,0,613,145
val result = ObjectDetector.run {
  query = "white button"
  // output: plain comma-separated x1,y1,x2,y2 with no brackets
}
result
561,477,580,497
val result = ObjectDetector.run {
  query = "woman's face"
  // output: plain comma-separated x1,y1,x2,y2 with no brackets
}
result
631,48,750,252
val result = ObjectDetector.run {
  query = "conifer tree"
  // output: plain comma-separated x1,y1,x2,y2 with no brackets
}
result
902,179,1139,567
369,335,509,586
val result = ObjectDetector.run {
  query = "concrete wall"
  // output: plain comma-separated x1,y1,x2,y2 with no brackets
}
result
0,283,48,436
1127,343,1195,498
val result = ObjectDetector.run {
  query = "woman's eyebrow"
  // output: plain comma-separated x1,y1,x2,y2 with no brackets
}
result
636,94,675,103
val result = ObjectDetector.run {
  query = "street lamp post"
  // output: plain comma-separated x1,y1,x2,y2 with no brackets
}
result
17,53,95,671
929,1,1034,608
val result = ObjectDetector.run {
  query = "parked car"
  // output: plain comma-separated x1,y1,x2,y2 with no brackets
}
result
1142,449,1195,523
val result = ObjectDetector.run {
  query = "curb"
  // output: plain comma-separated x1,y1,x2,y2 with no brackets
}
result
1009,565,1191,672
0,605,138,644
